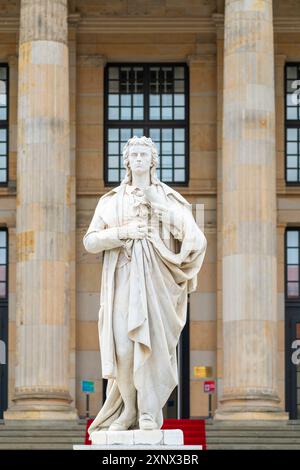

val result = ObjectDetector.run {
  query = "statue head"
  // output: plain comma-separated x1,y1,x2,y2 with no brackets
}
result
121,136,160,185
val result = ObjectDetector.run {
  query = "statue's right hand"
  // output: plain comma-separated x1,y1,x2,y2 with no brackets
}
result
118,221,148,240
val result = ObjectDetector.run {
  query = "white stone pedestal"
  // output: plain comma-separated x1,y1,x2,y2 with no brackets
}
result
92,429,183,446
73,429,202,450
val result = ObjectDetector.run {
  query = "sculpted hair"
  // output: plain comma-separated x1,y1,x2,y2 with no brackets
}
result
121,136,160,185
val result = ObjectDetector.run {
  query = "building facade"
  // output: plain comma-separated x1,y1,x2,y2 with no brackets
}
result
0,0,299,422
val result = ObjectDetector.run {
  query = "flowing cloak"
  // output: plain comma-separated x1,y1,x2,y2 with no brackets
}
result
82,181,207,436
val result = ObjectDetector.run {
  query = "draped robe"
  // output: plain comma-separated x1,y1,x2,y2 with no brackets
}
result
82,181,207,436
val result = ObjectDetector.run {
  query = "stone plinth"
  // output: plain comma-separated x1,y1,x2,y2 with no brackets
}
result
90,429,184,446
73,429,203,451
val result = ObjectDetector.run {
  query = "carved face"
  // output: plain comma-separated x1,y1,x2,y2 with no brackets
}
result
128,144,152,177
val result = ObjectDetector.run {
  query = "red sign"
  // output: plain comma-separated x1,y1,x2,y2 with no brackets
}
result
204,381,215,393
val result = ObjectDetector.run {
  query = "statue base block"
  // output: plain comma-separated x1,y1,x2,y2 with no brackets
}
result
90,429,184,446
73,444,202,450
74,428,203,450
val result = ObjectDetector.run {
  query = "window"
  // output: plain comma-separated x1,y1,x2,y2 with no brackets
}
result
285,63,300,183
286,229,300,299
104,63,189,185
0,65,8,185
0,230,7,299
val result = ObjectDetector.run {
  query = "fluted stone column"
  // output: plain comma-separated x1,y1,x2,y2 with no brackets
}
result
4,0,77,420
215,0,288,420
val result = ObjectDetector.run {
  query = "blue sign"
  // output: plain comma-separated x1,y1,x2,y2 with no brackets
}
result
81,380,95,393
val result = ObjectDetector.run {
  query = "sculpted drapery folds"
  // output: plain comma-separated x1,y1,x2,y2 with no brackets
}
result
83,136,207,435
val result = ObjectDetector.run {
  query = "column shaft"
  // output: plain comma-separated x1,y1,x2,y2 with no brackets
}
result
5,0,77,420
215,0,287,420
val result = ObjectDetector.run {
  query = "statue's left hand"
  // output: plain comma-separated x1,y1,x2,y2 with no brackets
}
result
144,186,166,206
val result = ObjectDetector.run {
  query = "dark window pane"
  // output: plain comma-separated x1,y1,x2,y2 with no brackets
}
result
133,94,143,106
174,169,185,181
0,248,6,264
0,80,6,94
288,248,299,264
174,107,185,119
121,129,131,141
174,128,185,141
0,282,5,298
162,169,172,181
0,142,7,154
109,81,118,93
0,265,5,281
287,156,298,168
162,142,172,154
0,94,6,106
287,128,298,140
162,156,172,168
149,128,161,141
108,142,119,154
120,108,131,120
162,94,172,106
174,94,185,106
108,169,119,182
0,68,6,79
0,108,7,120
287,231,299,247
287,169,298,181
0,231,6,246
109,156,119,168
132,108,143,120
287,66,297,79
0,129,6,141
108,108,119,120
0,156,6,169
108,129,119,141
174,142,185,154
288,282,299,297
287,107,298,120
0,169,6,182
150,108,160,120
174,155,185,167
121,94,131,106
287,142,298,154
162,108,172,120
108,94,119,106
109,67,119,79
288,265,299,281
150,94,160,106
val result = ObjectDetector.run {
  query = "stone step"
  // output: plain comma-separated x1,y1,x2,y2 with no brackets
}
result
206,430,300,437
208,443,300,450
0,430,85,436
206,426,300,432
0,436,85,443
0,443,76,450
207,436,300,443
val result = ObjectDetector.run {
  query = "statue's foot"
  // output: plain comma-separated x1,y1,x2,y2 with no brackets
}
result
139,412,158,430
108,411,137,431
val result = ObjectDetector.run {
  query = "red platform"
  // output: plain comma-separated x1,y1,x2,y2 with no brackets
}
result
84,418,206,450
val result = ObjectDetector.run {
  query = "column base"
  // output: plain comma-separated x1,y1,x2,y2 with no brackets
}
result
214,410,289,421
4,403,78,422
214,398,289,421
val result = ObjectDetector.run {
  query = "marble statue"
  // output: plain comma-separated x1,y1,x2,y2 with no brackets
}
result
83,136,207,436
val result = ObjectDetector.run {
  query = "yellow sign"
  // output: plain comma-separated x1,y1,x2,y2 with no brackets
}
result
194,366,213,378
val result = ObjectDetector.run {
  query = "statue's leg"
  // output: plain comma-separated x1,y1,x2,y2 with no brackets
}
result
113,313,137,427
137,388,161,430
110,262,137,429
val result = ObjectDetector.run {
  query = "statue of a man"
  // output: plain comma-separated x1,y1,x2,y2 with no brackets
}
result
83,136,207,436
